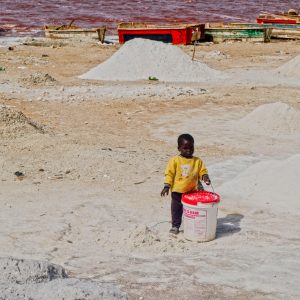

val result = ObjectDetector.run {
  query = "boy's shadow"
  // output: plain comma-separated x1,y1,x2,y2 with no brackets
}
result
216,214,244,238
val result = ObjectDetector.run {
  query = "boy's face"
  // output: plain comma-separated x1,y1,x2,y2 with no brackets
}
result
178,139,194,158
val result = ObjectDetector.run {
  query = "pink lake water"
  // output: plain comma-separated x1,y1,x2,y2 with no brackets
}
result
1,0,299,36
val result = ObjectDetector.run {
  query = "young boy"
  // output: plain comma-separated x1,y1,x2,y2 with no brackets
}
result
161,133,211,234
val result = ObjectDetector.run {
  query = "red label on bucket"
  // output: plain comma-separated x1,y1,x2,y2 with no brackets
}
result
184,208,205,218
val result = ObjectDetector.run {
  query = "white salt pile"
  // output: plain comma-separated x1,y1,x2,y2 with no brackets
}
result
276,54,300,78
218,154,300,215
80,38,225,82
0,257,128,300
232,102,300,136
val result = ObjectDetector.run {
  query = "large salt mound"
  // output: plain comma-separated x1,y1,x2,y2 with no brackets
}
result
218,154,300,215
277,54,300,77
80,38,225,82
232,102,300,136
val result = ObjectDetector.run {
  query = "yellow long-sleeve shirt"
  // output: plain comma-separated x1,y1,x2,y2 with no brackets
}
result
164,155,208,193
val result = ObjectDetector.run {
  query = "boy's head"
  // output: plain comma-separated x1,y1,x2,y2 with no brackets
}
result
177,134,194,158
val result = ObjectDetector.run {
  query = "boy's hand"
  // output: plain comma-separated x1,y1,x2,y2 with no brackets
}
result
202,174,211,185
161,186,170,197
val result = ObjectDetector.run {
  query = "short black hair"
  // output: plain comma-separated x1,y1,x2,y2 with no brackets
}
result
178,133,194,147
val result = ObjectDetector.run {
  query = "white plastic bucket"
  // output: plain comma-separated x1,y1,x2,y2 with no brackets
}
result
182,191,220,242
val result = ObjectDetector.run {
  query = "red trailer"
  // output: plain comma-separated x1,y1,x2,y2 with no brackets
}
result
117,23,205,45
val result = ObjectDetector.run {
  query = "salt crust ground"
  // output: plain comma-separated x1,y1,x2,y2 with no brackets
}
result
0,37,300,299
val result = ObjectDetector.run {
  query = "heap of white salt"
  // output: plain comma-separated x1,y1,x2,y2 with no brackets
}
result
232,102,300,136
218,154,300,215
276,54,300,78
80,38,225,82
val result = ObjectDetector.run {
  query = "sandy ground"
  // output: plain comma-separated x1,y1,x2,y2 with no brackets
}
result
0,37,300,299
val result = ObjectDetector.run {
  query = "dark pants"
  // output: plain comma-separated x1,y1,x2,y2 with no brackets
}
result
171,192,183,228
